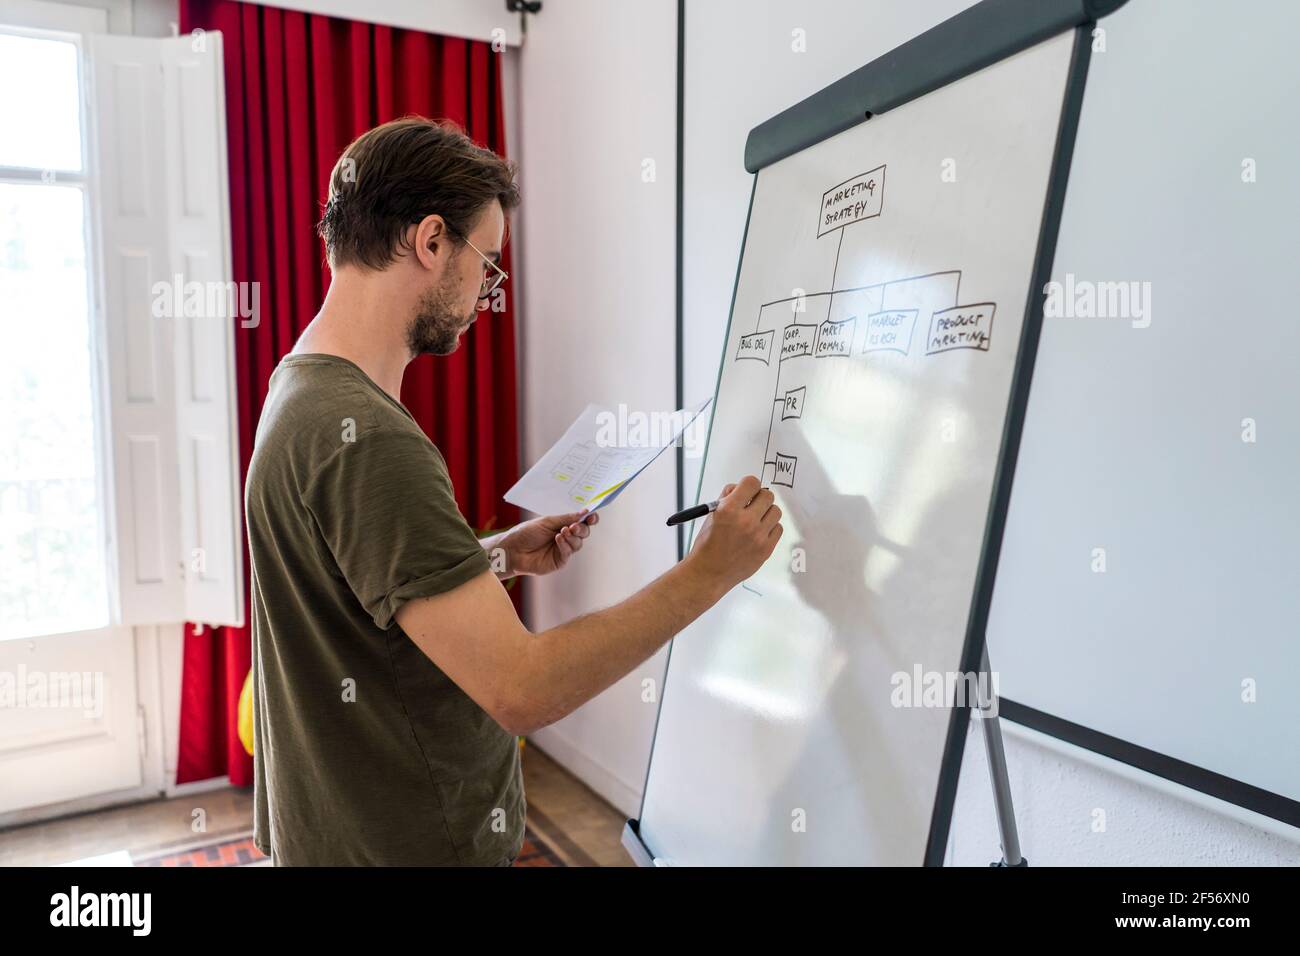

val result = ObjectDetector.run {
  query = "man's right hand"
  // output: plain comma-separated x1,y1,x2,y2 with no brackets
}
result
686,475,783,592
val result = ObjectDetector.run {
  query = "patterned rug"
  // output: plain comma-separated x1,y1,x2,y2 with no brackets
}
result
508,828,566,867
131,826,565,867
133,834,267,867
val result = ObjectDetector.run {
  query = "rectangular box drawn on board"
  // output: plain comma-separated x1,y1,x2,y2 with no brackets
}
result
736,330,775,364
926,303,996,354
781,386,806,420
779,323,817,361
862,308,919,355
814,316,856,357
817,165,886,237
770,453,797,488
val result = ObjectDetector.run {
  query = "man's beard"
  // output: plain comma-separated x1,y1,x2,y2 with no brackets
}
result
406,278,475,356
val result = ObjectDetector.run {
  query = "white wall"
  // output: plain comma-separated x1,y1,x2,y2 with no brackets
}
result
0,0,524,40
515,0,679,816
0,0,180,35
950,722,1300,866
249,0,522,45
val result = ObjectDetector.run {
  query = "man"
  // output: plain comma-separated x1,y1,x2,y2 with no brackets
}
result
246,117,782,866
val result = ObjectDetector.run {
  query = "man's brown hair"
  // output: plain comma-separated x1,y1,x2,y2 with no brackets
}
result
318,116,520,270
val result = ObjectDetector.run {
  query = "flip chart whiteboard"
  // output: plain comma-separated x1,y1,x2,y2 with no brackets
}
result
635,17,1090,864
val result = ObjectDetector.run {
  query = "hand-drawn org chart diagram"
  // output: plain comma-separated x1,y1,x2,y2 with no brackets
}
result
735,165,997,490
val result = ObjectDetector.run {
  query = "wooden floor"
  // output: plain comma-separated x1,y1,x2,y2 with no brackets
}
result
0,742,633,867
520,743,633,867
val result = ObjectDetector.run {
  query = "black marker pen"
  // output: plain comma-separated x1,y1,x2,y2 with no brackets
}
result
665,499,720,527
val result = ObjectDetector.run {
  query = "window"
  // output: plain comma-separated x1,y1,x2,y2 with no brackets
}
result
0,25,244,637
0,29,111,640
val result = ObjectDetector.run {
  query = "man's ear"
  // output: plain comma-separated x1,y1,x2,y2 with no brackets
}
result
411,214,451,271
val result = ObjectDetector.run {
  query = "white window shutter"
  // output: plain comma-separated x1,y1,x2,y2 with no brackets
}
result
90,34,184,626
162,34,244,628
88,33,243,628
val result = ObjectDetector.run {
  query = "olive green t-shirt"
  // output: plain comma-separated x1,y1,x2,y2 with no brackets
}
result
245,353,524,866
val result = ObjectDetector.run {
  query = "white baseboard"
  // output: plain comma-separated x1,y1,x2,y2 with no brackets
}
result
528,728,642,820
163,774,235,800
0,782,164,832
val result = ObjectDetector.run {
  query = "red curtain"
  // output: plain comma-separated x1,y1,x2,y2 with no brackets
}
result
175,0,521,785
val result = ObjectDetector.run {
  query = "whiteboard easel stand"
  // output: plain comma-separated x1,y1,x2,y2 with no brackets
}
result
628,0,1121,868
978,647,1026,866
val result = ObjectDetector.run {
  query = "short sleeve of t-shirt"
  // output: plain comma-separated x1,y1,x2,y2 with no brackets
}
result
302,426,491,630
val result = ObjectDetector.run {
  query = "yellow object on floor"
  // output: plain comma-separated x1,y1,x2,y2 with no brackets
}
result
238,670,254,756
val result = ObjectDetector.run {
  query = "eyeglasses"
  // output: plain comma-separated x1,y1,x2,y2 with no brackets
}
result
451,229,509,300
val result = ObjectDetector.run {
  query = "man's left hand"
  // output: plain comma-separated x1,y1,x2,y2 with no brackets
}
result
496,510,600,577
